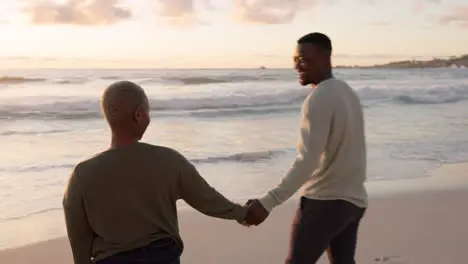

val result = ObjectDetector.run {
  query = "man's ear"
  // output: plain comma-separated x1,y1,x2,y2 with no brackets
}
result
133,106,142,121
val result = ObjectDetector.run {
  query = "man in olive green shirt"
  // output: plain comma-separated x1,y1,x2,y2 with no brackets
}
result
63,81,264,264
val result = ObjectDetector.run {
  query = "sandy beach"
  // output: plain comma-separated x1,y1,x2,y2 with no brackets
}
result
1,163,467,264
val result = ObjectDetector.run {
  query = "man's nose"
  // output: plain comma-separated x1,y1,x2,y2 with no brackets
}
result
294,61,301,70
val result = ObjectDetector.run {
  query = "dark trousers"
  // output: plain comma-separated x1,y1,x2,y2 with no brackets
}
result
286,197,366,264
96,238,181,264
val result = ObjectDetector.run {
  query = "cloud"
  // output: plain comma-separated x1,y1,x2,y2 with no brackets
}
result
155,0,194,18
155,0,197,26
366,20,389,27
154,0,212,27
439,5,468,27
361,0,440,14
412,0,441,14
233,0,317,24
412,1,426,14
24,0,132,26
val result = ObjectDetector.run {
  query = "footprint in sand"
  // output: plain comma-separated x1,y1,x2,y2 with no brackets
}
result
374,256,406,263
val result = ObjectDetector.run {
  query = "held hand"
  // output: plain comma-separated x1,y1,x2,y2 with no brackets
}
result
236,219,252,227
237,200,255,227
244,199,269,226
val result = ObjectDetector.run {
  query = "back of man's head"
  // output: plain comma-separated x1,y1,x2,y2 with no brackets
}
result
101,81,149,134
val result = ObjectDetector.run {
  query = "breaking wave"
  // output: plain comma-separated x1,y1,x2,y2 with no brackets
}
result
0,76,46,84
1,84,468,121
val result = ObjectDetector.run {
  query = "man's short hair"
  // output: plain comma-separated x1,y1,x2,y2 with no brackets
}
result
297,32,332,55
101,81,148,125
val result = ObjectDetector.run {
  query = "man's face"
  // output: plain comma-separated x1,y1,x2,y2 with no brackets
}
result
294,43,329,86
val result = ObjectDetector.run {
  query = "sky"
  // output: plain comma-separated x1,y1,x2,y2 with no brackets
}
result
0,0,468,68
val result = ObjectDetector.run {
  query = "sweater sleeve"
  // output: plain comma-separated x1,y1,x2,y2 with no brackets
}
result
63,166,94,264
176,152,248,221
259,87,335,212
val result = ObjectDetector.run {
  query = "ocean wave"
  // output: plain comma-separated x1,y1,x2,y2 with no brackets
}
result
2,68,468,87
394,95,464,104
101,76,121,80
0,129,71,136
1,85,468,121
0,149,289,175
0,76,46,84
191,149,287,164
0,71,291,86
0,207,63,222
0,164,75,173
358,85,468,105
53,77,90,84
155,74,284,85
189,106,299,118
149,90,307,111
386,140,468,164
0,148,287,222
0,88,308,120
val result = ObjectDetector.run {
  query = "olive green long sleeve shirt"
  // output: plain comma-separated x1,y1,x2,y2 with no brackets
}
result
63,143,247,264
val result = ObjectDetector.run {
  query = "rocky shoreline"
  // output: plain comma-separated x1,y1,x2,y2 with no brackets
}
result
337,54,468,69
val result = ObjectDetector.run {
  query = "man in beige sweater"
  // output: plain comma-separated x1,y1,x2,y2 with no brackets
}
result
245,33,368,263
63,81,266,264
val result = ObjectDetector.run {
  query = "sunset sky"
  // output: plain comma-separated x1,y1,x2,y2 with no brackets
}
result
1,0,467,68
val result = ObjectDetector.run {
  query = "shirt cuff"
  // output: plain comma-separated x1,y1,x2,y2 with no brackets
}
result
258,193,280,213
233,204,249,222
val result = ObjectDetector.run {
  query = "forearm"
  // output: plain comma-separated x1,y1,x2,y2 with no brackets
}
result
185,187,248,221
180,161,248,221
200,202,247,221
64,211,94,264
259,155,316,212
63,168,94,264
68,237,93,264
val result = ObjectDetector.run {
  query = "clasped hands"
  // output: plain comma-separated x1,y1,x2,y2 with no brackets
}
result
238,199,269,227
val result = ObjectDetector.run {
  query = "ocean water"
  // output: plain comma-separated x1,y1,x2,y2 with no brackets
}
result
0,68,468,249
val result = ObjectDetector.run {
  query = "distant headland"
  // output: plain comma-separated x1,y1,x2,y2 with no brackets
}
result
336,54,468,69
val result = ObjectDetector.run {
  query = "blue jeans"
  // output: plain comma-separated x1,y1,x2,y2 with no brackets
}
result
96,238,181,264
